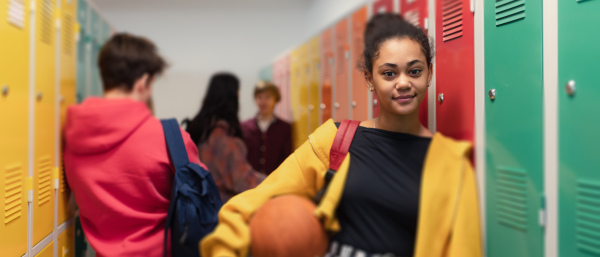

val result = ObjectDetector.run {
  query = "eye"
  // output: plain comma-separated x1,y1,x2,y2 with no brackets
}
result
382,71,396,77
409,69,422,76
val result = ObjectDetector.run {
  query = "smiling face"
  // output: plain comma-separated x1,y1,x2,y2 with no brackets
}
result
368,37,432,117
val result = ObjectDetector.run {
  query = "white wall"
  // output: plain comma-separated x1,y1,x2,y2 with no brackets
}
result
304,0,370,38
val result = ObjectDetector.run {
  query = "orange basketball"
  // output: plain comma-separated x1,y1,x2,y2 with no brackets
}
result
250,195,329,257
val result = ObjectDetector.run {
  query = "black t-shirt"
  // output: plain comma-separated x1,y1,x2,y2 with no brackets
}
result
331,124,432,256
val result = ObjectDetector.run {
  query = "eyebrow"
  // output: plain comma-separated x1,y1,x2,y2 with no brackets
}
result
378,60,424,69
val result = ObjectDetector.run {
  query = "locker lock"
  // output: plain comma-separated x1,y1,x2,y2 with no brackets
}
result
352,101,357,108
438,93,444,103
373,99,378,106
488,89,496,100
565,80,576,96
1,85,8,97
334,102,340,109
320,103,326,110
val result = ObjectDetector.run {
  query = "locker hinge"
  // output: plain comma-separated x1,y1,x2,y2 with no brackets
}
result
30,0,36,13
539,194,546,228
470,0,475,13
52,167,60,189
55,8,62,30
26,177,34,203
75,22,81,42
424,18,429,30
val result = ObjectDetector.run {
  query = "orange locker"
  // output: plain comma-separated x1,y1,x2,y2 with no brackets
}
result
320,28,333,123
371,0,396,118
0,0,30,255
333,18,350,121
32,0,57,245
57,225,75,257
350,6,368,121
308,36,320,132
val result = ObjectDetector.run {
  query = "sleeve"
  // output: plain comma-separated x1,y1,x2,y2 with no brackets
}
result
448,158,483,257
200,138,328,257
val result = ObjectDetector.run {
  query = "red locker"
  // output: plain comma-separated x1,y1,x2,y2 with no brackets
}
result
400,0,429,128
370,0,395,118
320,28,333,124
435,0,474,142
273,56,291,122
351,6,369,121
334,18,350,121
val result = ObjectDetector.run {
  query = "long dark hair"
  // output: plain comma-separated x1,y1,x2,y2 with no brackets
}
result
184,72,244,144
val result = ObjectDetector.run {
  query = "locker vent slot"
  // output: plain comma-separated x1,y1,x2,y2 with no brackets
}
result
576,180,600,255
4,164,23,224
38,156,52,206
59,161,68,193
442,0,463,42
495,0,525,26
404,10,420,28
496,167,528,231
40,0,54,45
63,14,74,55
8,0,25,29
336,45,345,75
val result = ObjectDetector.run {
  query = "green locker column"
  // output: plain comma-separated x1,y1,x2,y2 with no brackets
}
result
259,65,273,82
89,9,102,96
559,0,600,256
76,0,88,102
484,0,544,256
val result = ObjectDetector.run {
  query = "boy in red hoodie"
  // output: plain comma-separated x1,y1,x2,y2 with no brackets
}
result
64,33,203,257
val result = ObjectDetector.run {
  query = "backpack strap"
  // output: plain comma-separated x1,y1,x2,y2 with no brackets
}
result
314,119,360,203
161,118,189,257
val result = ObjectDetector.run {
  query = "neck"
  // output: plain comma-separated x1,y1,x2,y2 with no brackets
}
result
104,89,137,100
376,110,424,136
257,112,274,121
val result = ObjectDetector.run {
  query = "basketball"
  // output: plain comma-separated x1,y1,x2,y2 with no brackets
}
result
250,195,330,257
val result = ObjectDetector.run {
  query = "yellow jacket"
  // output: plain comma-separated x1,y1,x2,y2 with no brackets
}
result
201,119,482,257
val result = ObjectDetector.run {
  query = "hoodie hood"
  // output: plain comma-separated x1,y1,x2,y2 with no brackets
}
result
65,97,152,154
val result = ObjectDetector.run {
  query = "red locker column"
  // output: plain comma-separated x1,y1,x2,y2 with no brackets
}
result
320,28,333,123
400,0,429,128
435,0,474,142
371,0,395,118
351,6,369,121
334,18,350,121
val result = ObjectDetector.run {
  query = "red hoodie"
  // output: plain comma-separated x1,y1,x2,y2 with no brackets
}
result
64,97,203,257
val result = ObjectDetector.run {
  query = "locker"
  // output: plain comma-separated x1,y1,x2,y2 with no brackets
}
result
89,9,101,96
400,0,428,128
370,0,395,118
350,6,368,121
434,0,474,143
297,43,309,146
333,18,350,121
308,36,320,132
35,241,54,257
0,0,30,255
259,65,273,82
484,0,544,256
57,225,75,257
32,0,57,246
58,0,77,224
101,19,110,43
320,28,333,124
289,49,302,149
558,1,600,256
273,56,291,122
75,0,88,102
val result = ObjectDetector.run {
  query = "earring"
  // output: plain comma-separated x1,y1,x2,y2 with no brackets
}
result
428,81,431,87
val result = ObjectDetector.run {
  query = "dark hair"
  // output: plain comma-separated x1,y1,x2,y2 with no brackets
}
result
98,33,166,92
359,13,433,74
184,73,244,144
253,81,281,102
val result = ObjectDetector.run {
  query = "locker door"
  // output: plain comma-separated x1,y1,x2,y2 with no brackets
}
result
558,1,600,256
35,241,54,257
400,0,428,128
435,0,474,142
0,0,29,256
333,18,350,121
297,43,309,145
75,0,87,102
58,0,77,225
484,0,544,256
290,49,302,149
320,28,333,124
308,36,321,132
32,0,57,246
350,6,368,121
371,0,396,118
259,65,272,81
89,9,101,96
57,225,75,257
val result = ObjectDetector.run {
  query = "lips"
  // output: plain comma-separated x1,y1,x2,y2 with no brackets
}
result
393,94,416,100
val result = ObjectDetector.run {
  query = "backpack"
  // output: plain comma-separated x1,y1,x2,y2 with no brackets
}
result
161,119,223,257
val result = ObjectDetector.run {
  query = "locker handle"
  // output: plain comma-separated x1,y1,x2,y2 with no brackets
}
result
36,92,43,101
320,103,326,110
438,93,444,103
308,105,315,111
488,89,496,100
351,101,357,108
565,80,576,96
1,85,8,96
334,102,340,109
373,99,378,106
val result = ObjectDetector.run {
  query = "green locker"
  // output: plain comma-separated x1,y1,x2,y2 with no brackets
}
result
259,65,273,82
101,19,111,43
559,0,600,256
484,0,544,256
89,9,102,97
76,0,88,102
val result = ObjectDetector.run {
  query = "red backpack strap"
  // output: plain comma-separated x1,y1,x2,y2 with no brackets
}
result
314,119,360,203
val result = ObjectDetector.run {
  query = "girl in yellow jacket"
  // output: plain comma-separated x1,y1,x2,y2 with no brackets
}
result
201,13,482,257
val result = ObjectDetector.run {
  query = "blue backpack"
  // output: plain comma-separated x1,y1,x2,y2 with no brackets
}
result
161,119,223,257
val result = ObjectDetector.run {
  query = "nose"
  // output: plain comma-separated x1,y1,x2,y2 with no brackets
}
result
395,74,411,90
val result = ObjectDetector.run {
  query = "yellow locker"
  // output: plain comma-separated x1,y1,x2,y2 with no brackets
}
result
289,48,300,149
57,0,76,224
0,0,30,256
57,225,75,257
295,44,309,149
308,36,321,133
34,241,54,257
32,0,57,245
